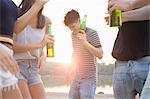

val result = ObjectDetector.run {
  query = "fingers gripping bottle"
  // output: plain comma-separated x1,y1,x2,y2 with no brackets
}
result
47,24,54,57
110,9,122,27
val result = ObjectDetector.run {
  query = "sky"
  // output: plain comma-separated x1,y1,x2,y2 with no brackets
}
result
13,0,119,65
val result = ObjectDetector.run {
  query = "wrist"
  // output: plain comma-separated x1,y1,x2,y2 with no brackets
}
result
122,12,128,23
122,11,133,23
34,1,44,10
82,40,89,47
38,43,43,48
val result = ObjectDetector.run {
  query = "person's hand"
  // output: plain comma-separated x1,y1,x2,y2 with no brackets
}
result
35,0,49,6
38,54,46,74
104,14,110,25
0,49,19,76
76,30,87,43
40,34,54,48
108,0,133,14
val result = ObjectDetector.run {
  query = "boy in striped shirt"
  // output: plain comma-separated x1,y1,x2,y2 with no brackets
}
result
64,9,103,99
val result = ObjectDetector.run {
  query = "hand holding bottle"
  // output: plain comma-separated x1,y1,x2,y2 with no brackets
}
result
108,0,132,14
40,34,54,48
46,24,55,57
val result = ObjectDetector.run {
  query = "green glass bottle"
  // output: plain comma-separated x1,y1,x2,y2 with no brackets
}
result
80,15,87,31
110,9,122,27
47,24,54,57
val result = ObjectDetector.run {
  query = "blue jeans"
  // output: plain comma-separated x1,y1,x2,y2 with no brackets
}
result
68,79,96,99
113,57,150,99
140,66,150,99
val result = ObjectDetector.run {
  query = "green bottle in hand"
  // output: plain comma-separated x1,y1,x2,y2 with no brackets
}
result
110,9,122,27
47,24,54,57
80,15,87,31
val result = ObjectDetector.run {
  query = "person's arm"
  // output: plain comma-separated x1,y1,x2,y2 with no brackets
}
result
14,0,49,34
108,0,150,13
38,17,53,74
38,50,46,74
122,5,150,23
12,33,53,52
76,30,103,59
131,0,150,9
82,42,103,59
13,42,42,52
0,48,19,75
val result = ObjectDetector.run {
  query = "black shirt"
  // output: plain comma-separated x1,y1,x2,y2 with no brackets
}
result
112,20,150,61
0,0,18,38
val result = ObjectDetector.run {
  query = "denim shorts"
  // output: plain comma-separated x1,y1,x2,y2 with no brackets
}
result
0,43,18,90
68,79,96,99
17,59,42,86
113,56,150,99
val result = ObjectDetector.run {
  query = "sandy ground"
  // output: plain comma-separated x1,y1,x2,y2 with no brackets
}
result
47,92,114,99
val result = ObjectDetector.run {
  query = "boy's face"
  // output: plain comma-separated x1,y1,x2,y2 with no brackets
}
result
67,19,80,33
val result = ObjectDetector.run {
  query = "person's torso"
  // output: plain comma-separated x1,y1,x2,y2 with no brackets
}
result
112,20,150,61
0,0,18,38
72,27,101,80
14,25,45,60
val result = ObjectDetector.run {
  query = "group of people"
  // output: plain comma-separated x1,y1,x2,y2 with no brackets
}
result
0,0,149,99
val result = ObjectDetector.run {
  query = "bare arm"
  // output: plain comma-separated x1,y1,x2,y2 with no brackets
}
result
108,0,150,13
122,5,150,23
82,42,103,59
76,31,103,59
13,42,42,52
13,33,53,52
131,0,150,9
14,0,49,34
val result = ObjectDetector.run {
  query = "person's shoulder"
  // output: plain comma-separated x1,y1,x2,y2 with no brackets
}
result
45,16,52,25
86,27,97,35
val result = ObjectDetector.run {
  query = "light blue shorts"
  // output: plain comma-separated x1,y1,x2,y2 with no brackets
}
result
69,79,96,99
17,60,42,86
113,56,150,99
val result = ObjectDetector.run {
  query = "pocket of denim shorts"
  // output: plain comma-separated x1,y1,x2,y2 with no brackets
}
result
29,66,39,74
132,61,150,80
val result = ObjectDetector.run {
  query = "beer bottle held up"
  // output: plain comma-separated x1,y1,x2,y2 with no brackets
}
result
80,15,87,31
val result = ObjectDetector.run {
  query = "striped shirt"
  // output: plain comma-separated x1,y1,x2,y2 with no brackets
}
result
72,27,101,81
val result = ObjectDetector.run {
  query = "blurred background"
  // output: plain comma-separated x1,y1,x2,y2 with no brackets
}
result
13,0,119,97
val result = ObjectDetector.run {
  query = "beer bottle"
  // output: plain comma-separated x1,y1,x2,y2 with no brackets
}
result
47,24,54,57
110,9,122,27
80,15,87,31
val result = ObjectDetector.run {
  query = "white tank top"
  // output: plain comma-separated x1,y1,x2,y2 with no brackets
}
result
14,25,45,60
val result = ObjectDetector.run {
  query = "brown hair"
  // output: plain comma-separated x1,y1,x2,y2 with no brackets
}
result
64,9,80,26
19,0,45,29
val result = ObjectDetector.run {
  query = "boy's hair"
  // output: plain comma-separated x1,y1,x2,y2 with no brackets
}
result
64,9,80,26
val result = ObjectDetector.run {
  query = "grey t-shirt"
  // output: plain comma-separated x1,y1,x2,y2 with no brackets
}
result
72,27,101,81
